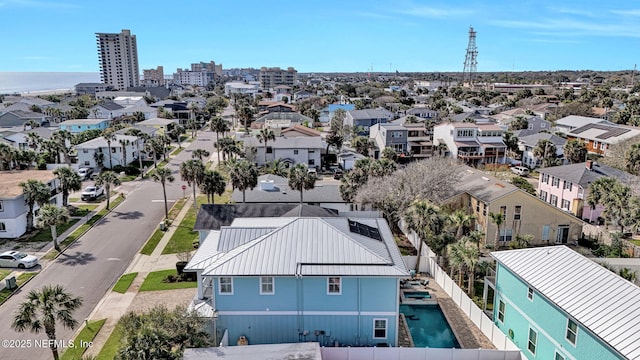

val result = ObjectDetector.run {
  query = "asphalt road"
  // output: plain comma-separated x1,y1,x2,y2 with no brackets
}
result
0,132,216,359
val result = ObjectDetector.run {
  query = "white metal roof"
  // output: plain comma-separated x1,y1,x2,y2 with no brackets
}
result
492,246,640,359
199,217,408,277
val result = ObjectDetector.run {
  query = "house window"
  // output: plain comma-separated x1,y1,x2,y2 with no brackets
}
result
219,277,233,294
555,352,566,360
111,147,117,153
563,181,572,190
499,206,507,220
266,147,273,154
542,225,551,241
539,191,548,202
392,143,405,152
391,131,403,138
497,300,505,323
373,319,387,339
552,177,560,187
482,203,487,216
528,327,538,355
476,201,480,213
527,287,534,301
83,149,88,153
0,222,6,231
600,143,606,150
84,161,90,166
542,174,549,183
500,229,513,242
308,159,315,166
550,194,558,207
561,199,571,211
593,141,599,149
566,319,578,345
293,150,299,155
260,277,274,295
514,206,521,220
0,200,3,212
328,277,341,294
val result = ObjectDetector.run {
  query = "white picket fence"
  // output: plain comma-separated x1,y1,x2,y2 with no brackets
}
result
399,220,523,356
321,347,522,360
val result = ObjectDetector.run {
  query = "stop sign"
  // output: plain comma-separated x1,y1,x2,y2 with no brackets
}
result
181,185,187,190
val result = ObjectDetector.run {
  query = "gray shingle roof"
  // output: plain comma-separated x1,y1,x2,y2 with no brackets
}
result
518,133,566,148
539,162,635,187
97,102,124,111
348,108,394,120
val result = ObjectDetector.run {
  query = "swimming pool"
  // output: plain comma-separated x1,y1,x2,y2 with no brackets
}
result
404,291,431,299
400,304,461,348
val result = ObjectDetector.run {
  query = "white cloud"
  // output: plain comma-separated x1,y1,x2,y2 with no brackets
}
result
395,6,473,18
491,18,640,38
0,0,77,8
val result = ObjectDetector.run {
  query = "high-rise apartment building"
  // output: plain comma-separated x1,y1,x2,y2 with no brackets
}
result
96,29,140,90
143,66,165,87
259,67,297,89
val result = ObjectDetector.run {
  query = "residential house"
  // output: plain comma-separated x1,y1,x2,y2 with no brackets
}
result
336,150,366,170
251,112,312,130
95,90,148,100
345,108,394,136
186,210,408,346
231,175,349,211
518,133,566,168
136,118,178,134
293,90,314,102
150,100,191,122
242,136,322,167
75,83,113,96
111,102,157,120
405,107,438,121
88,102,124,119
444,167,584,247
0,170,62,239
0,110,51,128
403,122,433,159
369,123,407,155
510,116,552,138
536,161,635,222
280,125,321,138
566,122,640,156
224,82,260,96
553,115,607,134
488,246,638,360
75,134,141,169
59,119,112,134
320,104,355,123
0,127,56,150
433,123,507,166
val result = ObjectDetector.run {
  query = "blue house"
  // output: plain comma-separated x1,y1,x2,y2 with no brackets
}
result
490,246,639,360
186,213,409,347
345,108,394,135
59,119,111,134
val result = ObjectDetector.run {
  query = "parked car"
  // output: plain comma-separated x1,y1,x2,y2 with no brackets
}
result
511,166,530,176
333,168,344,180
0,251,39,269
81,185,105,201
77,167,93,181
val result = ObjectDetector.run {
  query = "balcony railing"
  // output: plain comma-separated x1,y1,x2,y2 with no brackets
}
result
458,151,483,158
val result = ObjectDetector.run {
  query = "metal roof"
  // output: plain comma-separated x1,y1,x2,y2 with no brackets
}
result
199,217,408,277
492,246,640,360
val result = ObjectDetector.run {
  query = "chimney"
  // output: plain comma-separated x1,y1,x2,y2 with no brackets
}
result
586,159,593,170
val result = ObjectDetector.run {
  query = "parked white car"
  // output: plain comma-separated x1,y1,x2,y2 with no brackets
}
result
511,166,530,176
81,185,105,201
0,251,39,269
77,167,93,181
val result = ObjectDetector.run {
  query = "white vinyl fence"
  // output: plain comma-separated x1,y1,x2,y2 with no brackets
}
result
321,347,522,360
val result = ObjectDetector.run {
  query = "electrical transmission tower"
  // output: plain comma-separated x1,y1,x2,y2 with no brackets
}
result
463,26,478,84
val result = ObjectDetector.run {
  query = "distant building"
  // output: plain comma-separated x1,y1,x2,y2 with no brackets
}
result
172,61,222,87
75,83,113,96
344,108,394,136
259,67,297,89
142,66,165,87
75,134,142,169
369,123,408,155
0,110,51,128
96,29,140,90
491,83,553,94
59,119,112,133
518,133,566,168
566,122,640,156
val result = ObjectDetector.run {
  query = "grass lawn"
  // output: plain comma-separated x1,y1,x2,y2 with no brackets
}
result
139,269,197,291
119,174,138,182
60,319,106,360
0,272,37,304
68,197,80,202
139,230,164,255
112,272,138,294
630,239,640,246
29,219,80,242
96,322,123,360
168,197,187,220
171,147,185,156
0,269,11,282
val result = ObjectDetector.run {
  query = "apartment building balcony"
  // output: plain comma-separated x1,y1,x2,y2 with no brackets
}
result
458,150,483,159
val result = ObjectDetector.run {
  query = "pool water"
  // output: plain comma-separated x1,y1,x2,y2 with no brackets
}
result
400,304,461,348
405,291,431,299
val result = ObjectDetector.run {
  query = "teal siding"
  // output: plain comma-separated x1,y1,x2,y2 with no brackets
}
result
494,263,623,360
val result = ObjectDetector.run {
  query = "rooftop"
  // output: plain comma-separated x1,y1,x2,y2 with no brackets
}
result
451,167,518,203
230,175,344,204
59,119,111,126
538,162,636,187
0,170,56,198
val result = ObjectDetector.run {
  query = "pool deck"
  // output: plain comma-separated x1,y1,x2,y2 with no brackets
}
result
399,277,495,350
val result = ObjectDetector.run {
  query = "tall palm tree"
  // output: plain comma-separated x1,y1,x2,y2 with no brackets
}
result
199,169,226,204
151,167,175,220
210,116,230,163
180,159,205,210
12,285,82,360
118,138,131,166
53,166,82,206
26,132,43,150
191,149,210,162
287,164,317,215
459,239,480,296
489,212,505,250
449,210,475,239
626,143,640,175
36,204,70,252
170,124,186,149
19,179,51,232
102,129,117,169
18,149,38,170
52,130,73,166
95,171,121,210
125,128,149,178
257,128,276,164
404,200,446,272
0,143,19,170
563,139,587,164
262,159,288,176
532,139,558,168
447,241,466,286
227,159,258,203
216,136,241,161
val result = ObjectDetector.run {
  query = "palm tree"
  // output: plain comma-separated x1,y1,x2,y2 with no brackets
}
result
180,159,205,210
351,136,375,156
191,149,210,161
53,166,82,206
52,130,73,165
447,241,466,286
489,212,505,250
287,164,317,215
36,204,70,252
12,285,82,360
170,124,186,148
257,128,276,164
118,138,131,166
125,128,149,178
404,200,446,272
95,171,121,210
449,210,475,239
210,116,230,163
151,167,175,220
512,234,534,249
19,179,51,232
532,139,558,168
216,136,241,161
625,143,640,175
587,177,616,223
227,159,258,203
262,159,288,176
563,139,587,164
102,129,117,169
459,239,480,296
26,132,43,150
199,169,226,204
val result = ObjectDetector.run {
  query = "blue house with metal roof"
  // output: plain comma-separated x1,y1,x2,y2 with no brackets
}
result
186,215,409,347
490,246,639,360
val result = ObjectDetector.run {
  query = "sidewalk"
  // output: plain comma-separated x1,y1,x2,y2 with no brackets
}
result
83,196,194,357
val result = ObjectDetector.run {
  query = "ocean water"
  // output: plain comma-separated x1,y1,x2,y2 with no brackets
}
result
0,72,101,94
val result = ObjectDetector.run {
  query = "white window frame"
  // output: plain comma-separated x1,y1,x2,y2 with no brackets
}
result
372,318,388,339
497,300,505,323
219,277,233,295
528,327,538,356
555,351,566,360
327,277,341,295
0,221,6,232
566,318,578,346
527,287,534,301
260,276,274,295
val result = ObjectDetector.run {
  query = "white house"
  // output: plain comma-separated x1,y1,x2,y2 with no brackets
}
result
518,133,566,168
243,136,323,168
433,122,507,166
75,134,141,169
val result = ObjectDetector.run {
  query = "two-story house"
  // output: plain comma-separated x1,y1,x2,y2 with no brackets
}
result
345,108,394,136
75,134,142,169
369,123,407,155
186,211,409,347
565,122,640,156
87,102,125,119
59,119,112,134
444,167,584,247
536,161,635,222
433,123,507,166
243,136,323,168
0,170,62,238
518,133,566,168
0,110,51,128
488,246,638,360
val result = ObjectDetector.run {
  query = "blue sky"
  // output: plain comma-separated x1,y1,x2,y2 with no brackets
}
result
0,0,639,73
